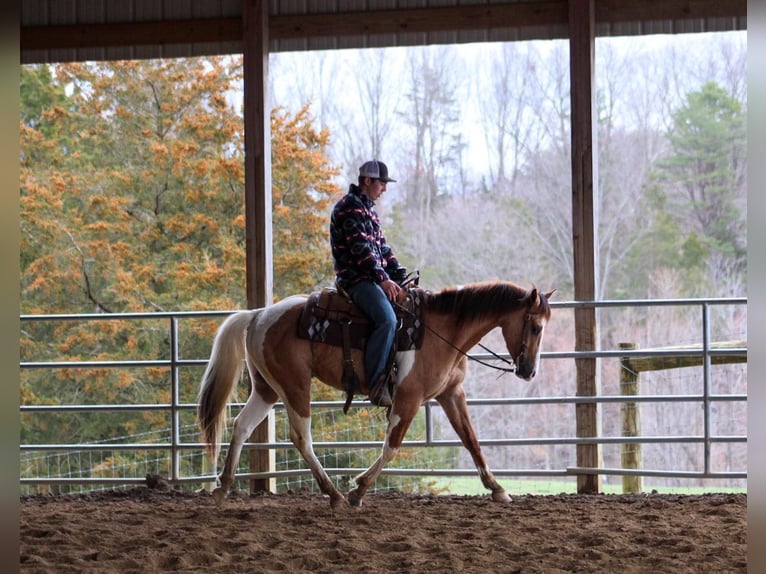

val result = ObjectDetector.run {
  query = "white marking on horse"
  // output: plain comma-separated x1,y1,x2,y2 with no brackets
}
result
387,414,402,435
532,317,548,374
383,414,402,457
291,415,312,448
395,350,416,383
251,296,307,387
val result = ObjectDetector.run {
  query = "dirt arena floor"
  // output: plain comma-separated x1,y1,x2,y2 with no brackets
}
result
20,487,746,573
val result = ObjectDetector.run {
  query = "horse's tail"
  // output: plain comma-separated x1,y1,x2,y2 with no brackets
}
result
197,310,258,463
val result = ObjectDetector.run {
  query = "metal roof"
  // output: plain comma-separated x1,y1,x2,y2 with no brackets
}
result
21,0,747,64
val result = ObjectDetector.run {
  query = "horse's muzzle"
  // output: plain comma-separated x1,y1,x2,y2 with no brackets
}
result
515,364,536,381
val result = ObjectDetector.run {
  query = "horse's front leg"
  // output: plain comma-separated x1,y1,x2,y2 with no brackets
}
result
347,392,421,507
213,371,277,506
436,385,511,503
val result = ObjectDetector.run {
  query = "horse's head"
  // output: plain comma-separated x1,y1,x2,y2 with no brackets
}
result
502,288,555,381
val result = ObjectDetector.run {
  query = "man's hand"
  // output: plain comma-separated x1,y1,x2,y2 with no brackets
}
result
381,279,403,302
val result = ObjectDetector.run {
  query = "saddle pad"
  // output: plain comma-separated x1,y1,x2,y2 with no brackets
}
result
297,287,424,351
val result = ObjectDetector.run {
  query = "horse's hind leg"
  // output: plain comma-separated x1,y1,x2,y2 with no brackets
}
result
347,391,421,507
213,367,278,506
436,384,510,502
282,404,347,508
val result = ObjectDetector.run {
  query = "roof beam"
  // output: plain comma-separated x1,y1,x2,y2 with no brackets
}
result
20,0,746,53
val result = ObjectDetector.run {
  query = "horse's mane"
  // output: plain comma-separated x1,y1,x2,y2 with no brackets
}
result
423,281,537,326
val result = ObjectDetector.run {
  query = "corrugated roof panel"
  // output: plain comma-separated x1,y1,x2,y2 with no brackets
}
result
134,0,163,23
191,0,226,18
134,44,163,60
163,44,195,59
271,0,309,16
192,42,235,56
394,31,429,47
105,46,134,61
599,14,746,38
23,50,49,64
75,0,103,24
21,1,48,26
78,46,108,62
163,0,193,20
221,0,242,17
306,37,341,51
486,28,518,43
47,0,77,25
104,1,134,23
426,30,458,45
709,16,746,32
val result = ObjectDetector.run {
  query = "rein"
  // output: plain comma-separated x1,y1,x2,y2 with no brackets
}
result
393,299,523,374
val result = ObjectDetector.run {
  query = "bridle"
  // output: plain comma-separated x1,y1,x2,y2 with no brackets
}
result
393,300,538,375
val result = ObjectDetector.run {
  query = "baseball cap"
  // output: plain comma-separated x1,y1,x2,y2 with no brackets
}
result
359,160,397,182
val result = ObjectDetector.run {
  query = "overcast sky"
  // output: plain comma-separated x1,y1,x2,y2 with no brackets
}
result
265,31,745,188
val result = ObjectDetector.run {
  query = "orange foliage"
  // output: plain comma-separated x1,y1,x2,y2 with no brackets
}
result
20,58,343,445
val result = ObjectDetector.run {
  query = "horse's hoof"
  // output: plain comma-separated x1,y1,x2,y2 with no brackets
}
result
347,489,364,507
212,487,228,507
491,489,511,503
329,494,348,509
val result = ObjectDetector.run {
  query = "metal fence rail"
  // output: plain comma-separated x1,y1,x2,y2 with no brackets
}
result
20,297,747,490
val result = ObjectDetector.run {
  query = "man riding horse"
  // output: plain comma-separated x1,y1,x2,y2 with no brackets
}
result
330,159,406,407
198,159,555,508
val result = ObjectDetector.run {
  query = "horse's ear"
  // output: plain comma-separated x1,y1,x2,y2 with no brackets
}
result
544,289,557,300
529,288,539,305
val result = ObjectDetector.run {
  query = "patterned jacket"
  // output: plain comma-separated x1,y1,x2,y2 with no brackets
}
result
330,184,401,289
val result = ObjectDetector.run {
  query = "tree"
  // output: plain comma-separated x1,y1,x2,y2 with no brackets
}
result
392,46,466,271
20,59,339,461
653,81,746,292
477,43,545,196
271,104,340,299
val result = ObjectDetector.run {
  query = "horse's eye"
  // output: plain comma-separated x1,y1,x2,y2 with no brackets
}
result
531,325,542,336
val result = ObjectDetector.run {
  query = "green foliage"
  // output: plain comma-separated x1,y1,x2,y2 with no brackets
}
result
20,65,70,136
651,81,746,291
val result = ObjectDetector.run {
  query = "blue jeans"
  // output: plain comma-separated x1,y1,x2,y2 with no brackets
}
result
345,280,397,388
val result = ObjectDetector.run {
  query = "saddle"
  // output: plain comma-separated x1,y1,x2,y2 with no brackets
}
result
297,286,425,412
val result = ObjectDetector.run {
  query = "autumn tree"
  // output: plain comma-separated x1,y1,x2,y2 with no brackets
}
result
271,104,339,299
20,59,340,464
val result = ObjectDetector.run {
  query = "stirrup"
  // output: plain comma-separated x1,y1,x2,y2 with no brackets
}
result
368,375,393,407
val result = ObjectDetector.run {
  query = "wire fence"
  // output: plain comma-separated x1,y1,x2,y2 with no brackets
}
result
20,297,747,496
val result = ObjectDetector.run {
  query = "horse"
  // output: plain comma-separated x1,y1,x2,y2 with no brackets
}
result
197,280,555,508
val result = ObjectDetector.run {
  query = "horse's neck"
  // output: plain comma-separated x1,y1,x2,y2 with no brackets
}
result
431,313,499,352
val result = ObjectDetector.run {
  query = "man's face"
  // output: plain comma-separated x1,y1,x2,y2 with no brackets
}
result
364,178,387,202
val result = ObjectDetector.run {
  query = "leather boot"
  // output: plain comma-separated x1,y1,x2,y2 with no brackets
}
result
368,374,393,407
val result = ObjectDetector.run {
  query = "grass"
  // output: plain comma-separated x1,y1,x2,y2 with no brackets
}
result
432,476,746,496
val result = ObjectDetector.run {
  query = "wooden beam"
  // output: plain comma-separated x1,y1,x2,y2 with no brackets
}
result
623,340,747,373
268,2,567,39
569,0,602,495
242,0,274,494
20,18,241,52
20,0,746,53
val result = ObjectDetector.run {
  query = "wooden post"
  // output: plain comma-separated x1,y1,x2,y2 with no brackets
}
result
619,343,642,493
569,0,601,494
243,0,275,494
